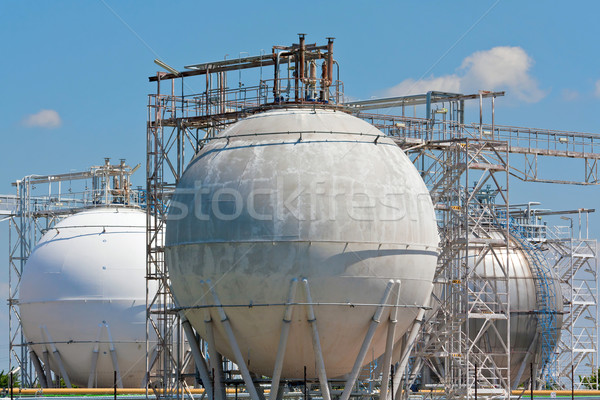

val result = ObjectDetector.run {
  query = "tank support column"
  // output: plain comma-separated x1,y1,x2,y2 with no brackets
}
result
41,325,72,388
88,325,104,387
205,280,263,400
29,349,48,388
42,350,52,387
340,280,395,400
105,324,123,389
181,315,214,400
301,279,332,400
202,288,226,400
391,305,428,400
512,331,539,389
269,278,299,400
380,281,402,400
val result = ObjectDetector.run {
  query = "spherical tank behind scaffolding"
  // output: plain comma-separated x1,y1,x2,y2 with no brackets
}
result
19,207,156,388
165,108,440,379
468,231,563,385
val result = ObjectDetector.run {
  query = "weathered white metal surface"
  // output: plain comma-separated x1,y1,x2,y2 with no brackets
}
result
166,108,439,379
19,207,155,388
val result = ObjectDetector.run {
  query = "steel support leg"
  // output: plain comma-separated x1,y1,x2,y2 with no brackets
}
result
380,281,401,400
105,323,123,389
202,286,225,400
391,307,426,400
29,349,48,388
301,278,331,400
269,278,298,400
182,315,214,400
42,326,72,388
88,324,104,388
206,280,262,400
340,280,395,400
42,350,52,387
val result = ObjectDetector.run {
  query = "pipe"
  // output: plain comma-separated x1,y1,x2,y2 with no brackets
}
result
340,280,394,400
206,280,262,400
269,279,298,400
273,51,281,101
301,279,331,400
182,316,214,400
298,34,306,84
326,37,334,85
380,281,401,400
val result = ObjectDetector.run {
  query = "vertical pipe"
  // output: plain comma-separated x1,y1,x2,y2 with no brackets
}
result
339,281,394,400
113,371,117,400
474,364,478,400
302,279,331,400
273,51,280,101
390,365,395,400
326,37,334,85
530,363,533,400
298,34,306,84
479,92,483,136
303,366,307,400
572,364,574,400
491,96,495,139
269,279,298,400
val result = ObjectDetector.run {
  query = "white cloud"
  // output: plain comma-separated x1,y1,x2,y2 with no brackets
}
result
22,109,62,129
562,88,580,102
383,46,546,102
384,75,461,97
594,80,600,98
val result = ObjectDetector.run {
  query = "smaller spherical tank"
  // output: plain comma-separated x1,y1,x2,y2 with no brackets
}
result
19,207,156,388
467,232,563,385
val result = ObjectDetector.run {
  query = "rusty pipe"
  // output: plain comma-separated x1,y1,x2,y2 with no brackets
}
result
326,37,334,85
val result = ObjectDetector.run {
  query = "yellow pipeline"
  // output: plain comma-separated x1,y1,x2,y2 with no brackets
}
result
13,388,244,395
512,389,600,395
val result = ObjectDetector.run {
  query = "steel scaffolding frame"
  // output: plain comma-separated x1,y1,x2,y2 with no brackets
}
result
545,223,598,390
145,37,600,399
6,160,140,389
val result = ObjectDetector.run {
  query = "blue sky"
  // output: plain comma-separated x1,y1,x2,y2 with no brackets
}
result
1,0,600,371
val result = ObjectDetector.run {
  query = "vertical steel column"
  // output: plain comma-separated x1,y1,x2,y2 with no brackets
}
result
301,279,331,400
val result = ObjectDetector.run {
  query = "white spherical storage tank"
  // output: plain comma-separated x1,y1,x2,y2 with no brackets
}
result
19,207,155,388
165,108,440,379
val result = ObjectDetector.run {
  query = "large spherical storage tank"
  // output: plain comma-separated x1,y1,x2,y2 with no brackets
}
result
19,207,155,388
165,108,440,379
467,232,563,385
